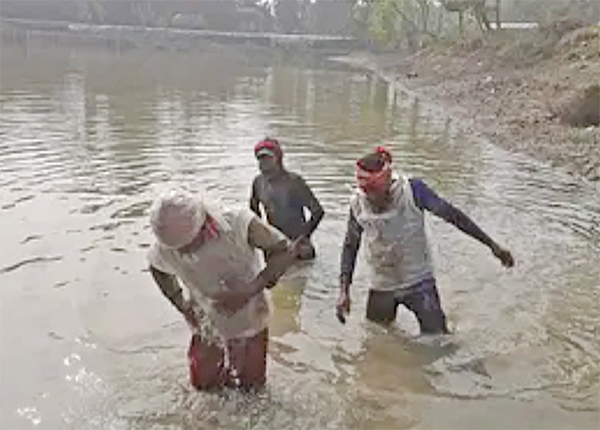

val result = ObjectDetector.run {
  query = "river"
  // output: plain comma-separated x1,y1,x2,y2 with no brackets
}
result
1,43,598,429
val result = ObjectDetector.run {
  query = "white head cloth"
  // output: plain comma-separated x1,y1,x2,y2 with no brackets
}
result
149,188,207,249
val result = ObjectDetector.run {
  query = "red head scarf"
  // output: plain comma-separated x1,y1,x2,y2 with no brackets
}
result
254,138,283,163
356,147,393,193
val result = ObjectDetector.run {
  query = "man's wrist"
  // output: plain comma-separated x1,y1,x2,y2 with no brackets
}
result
180,298,192,314
489,242,500,254
256,262,283,290
249,276,268,294
300,226,312,238
339,275,351,293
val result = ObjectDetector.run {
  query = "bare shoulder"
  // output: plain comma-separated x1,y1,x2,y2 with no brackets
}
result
286,171,310,187
252,173,265,188
284,170,301,181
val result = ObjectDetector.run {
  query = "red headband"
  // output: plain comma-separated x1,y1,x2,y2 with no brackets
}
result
254,139,283,161
356,147,393,193
375,146,392,163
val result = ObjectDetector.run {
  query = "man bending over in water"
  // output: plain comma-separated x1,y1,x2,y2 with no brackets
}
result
148,188,301,391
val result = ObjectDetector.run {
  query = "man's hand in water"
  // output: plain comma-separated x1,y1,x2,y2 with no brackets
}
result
491,244,514,268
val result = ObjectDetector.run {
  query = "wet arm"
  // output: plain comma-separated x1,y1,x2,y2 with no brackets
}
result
411,178,498,250
149,265,187,315
250,178,262,218
340,208,363,292
298,177,325,236
247,218,295,290
211,219,295,312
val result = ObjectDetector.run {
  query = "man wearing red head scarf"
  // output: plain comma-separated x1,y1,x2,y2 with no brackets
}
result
336,147,514,333
250,138,324,260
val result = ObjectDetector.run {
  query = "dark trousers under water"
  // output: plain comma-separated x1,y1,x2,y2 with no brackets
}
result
366,278,449,334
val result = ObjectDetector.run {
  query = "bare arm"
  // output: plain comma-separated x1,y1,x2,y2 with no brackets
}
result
212,217,297,314
250,177,262,218
247,217,296,289
297,176,324,237
149,265,199,326
150,265,186,313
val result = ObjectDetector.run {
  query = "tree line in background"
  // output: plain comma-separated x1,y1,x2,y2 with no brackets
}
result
360,0,598,48
1,0,598,43
0,0,357,34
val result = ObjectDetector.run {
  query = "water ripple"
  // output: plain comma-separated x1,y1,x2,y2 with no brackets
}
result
0,256,63,274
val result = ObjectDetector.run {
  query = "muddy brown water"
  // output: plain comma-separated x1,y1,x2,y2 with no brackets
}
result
1,44,598,430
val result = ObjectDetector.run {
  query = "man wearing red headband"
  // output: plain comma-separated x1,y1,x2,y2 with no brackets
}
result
250,138,324,260
337,147,514,333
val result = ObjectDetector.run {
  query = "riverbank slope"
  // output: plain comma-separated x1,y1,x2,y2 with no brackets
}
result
333,25,599,181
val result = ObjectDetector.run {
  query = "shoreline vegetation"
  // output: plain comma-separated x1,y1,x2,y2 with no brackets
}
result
334,24,599,182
